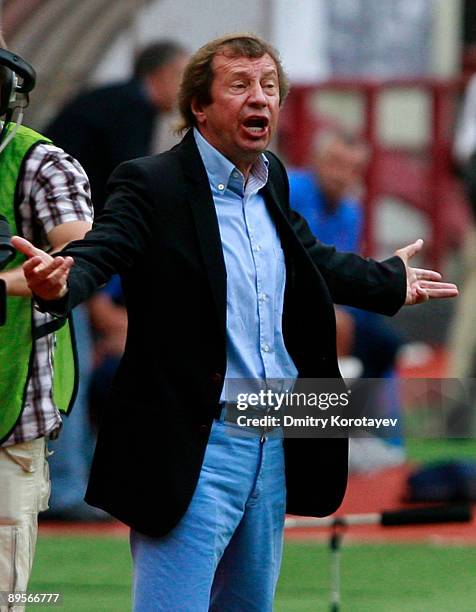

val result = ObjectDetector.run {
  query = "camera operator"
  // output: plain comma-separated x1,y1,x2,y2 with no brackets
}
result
0,32,92,606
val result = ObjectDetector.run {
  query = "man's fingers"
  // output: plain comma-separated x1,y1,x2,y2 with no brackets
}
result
418,281,459,297
418,281,458,290
426,289,459,298
40,261,72,297
22,255,55,275
396,238,458,305
25,256,66,281
407,279,459,305
22,254,74,301
11,235,44,259
414,286,429,302
395,238,424,262
412,268,442,282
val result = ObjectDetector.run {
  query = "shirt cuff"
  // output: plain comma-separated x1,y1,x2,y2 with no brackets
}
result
34,290,71,318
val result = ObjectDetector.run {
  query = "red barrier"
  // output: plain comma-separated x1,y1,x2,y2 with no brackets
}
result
280,79,472,267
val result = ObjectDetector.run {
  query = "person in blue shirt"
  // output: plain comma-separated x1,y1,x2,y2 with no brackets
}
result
289,130,404,381
87,276,127,430
288,131,364,254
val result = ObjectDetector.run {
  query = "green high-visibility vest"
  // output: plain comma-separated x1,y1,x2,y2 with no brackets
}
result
0,123,78,443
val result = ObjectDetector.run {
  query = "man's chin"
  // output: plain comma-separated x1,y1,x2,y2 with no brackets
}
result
240,138,270,154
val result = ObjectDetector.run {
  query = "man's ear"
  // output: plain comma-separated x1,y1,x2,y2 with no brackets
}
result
191,98,206,126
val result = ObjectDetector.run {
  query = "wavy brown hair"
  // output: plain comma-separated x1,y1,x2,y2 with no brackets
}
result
177,33,289,134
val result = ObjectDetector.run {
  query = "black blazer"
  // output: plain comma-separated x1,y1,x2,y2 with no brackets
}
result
54,130,406,536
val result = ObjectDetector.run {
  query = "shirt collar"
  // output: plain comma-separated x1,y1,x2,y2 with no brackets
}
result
193,127,268,195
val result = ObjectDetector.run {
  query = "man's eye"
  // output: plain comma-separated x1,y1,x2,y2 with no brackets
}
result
264,82,277,91
231,82,246,90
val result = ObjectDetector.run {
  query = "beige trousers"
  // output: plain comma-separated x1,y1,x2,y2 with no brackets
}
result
0,438,50,612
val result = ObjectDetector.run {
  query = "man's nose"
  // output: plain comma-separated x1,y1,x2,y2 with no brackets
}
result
248,81,267,105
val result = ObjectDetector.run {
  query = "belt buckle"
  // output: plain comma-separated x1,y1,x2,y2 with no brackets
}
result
222,403,278,440
260,405,274,442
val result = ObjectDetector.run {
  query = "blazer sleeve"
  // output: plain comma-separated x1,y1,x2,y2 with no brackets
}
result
36,159,156,315
290,207,407,315
268,151,407,316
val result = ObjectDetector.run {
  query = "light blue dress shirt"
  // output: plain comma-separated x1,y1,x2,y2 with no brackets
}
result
193,129,297,401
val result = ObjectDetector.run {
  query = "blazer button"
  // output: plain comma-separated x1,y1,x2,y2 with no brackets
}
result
211,372,222,384
199,424,209,434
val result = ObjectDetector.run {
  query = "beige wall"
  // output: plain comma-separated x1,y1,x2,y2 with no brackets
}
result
93,0,269,83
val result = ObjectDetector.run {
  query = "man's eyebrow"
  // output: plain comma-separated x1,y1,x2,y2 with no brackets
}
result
227,68,278,79
228,70,250,79
261,71,278,79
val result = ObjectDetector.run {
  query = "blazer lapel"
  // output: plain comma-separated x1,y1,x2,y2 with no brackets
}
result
176,132,227,336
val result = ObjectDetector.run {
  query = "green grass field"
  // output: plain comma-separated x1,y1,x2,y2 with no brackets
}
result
405,438,476,464
28,440,476,611
29,536,476,611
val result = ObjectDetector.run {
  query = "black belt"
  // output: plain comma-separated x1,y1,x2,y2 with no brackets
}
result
219,404,281,436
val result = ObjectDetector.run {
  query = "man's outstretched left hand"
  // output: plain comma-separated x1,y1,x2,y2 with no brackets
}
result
395,238,458,305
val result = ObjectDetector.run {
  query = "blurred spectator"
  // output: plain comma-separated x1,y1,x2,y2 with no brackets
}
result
288,130,405,470
440,74,476,435
42,40,188,521
288,130,403,376
88,276,127,430
288,131,365,253
45,40,189,214
454,75,476,168
449,76,476,383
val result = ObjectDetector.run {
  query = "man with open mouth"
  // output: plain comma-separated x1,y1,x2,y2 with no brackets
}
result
13,32,457,612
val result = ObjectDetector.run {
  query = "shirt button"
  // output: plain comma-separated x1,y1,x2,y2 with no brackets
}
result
263,344,270,353
218,183,225,191
255,244,262,252
260,293,268,302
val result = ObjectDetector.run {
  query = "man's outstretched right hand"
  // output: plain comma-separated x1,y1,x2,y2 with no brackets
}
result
11,236,74,301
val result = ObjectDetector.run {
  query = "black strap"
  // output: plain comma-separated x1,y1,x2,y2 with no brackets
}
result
33,316,67,340
0,279,6,326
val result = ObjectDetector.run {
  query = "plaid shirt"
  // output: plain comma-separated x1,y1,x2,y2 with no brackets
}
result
2,142,93,447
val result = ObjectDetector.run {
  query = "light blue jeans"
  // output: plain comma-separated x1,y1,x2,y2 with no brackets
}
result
130,419,286,611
